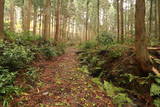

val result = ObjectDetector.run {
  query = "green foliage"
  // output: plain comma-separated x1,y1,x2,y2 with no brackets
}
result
113,93,133,107
96,32,114,45
103,81,132,106
106,44,127,58
150,76,160,97
5,31,42,42
25,67,39,82
79,40,97,50
55,42,66,55
92,79,132,106
0,66,21,107
0,31,66,106
124,37,134,45
150,83,160,96
1,43,34,70
149,37,160,46
79,50,104,76
78,66,89,74
40,46,57,59
153,98,160,107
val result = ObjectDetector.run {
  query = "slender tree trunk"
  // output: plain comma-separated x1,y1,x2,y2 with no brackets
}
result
86,0,89,41
39,9,42,35
120,0,124,42
9,0,15,32
42,0,51,40
33,8,37,35
130,2,134,35
158,0,160,41
155,0,158,37
149,0,153,37
23,0,32,32
117,0,120,42
135,0,151,72
97,0,100,34
51,15,54,38
55,0,61,42
0,0,5,38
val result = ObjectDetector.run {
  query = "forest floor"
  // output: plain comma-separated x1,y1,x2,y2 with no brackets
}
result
13,47,114,107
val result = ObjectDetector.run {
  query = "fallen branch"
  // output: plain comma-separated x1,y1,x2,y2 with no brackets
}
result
148,47,160,50
152,67,160,76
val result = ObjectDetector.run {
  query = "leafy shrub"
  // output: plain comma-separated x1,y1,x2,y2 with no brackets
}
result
96,32,114,45
92,79,132,106
77,66,89,74
113,93,133,107
103,81,132,106
153,98,160,107
4,30,18,40
107,44,127,58
5,31,42,42
18,32,42,41
150,76,160,96
150,83,160,96
79,40,97,50
40,46,57,59
0,66,21,107
55,42,66,55
25,67,39,86
1,43,34,70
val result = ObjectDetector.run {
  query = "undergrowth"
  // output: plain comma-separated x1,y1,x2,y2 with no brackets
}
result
0,31,66,106
78,32,160,106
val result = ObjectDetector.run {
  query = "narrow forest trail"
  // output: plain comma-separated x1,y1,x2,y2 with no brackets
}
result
14,47,114,107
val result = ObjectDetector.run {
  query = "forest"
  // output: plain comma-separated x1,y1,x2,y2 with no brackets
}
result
0,0,160,106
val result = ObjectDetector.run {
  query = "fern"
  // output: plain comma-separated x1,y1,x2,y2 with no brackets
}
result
155,77,160,84
91,78,103,90
150,83,160,96
113,93,132,107
103,81,132,106
153,98,160,107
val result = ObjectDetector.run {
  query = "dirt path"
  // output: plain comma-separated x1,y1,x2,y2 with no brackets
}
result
15,48,113,107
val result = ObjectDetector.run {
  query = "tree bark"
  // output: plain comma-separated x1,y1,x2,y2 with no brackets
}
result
120,0,124,42
39,9,42,35
135,0,150,72
155,0,158,37
23,0,32,32
86,0,89,41
0,0,5,37
33,8,37,35
42,0,51,40
158,0,160,41
149,0,153,37
9,0,15,32
54,0,61,42
117,0,120,42
97,0,100,34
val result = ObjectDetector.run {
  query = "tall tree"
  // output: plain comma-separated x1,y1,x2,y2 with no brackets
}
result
9,0,15,31
155,0,158,37
149,0,153,37
120,0,124,42
135,0,149,71
0,0,5,38
135,0,160,75
116,0,120,42
42,0,51,40
23,0,32,31
55,0,61,42
86,0,89,41
97,0,100,34
158,0,160,40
